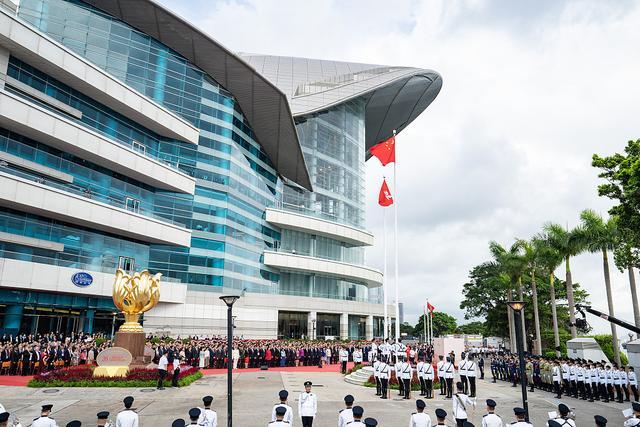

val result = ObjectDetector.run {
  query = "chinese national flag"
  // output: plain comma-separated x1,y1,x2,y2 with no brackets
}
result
378,179,394,206
427,302,435,312
370,135,396,166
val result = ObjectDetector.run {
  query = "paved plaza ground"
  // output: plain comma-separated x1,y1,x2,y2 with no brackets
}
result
0,370,631,426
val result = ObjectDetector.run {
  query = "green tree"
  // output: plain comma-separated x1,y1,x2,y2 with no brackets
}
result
543,223,586,339
517,238,542,355
415,312,457,337
400,322,414,337
456,322,486,335
534,234,564,356
579,209,621,365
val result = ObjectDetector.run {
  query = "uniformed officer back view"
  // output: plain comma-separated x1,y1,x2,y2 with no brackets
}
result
96,411,110,427
510,408,532,427
270,406,290,426
481,399,502,427
350,406,366,426
409,399,431,427
272,390,293,426
198,395,217,427
32,404,57,427
116,396,138,427
338,394,354,427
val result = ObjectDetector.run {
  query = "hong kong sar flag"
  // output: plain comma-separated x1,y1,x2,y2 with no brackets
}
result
378,178,394,206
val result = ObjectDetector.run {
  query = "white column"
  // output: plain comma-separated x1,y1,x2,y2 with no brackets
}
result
366,315,374,340
308,311,317,340
340,313,349,340
0,46,9,90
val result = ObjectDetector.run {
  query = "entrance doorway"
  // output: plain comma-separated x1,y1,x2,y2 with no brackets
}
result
278,311,308,339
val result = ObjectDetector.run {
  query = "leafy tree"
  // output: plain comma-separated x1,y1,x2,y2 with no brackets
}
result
517,238,542,355
534,234,564,356
543,223,586,339
456,322,486,335
414,312,457,337
579,209,621,365
400,322,414,336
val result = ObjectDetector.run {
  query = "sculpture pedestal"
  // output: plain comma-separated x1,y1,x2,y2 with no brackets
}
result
114,331,147,366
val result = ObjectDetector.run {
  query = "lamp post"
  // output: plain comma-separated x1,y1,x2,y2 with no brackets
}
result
110,312,117,339
507,300,529,422
220,295,240,427
312,319,316,340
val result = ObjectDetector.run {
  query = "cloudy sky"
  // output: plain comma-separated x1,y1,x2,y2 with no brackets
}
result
160,0,640,336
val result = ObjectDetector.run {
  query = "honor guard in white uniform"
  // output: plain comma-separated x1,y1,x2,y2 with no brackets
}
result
340,348,349,374
270,406,291,427
116,396,139,427
349,406,366,426
466,357,477,398
509,408,532,427
437,356,446,396
417,359,426,396
97,411,111,426
0,412,12,427
199,395,217,427
272,390,293,427
552,362,562,398
338,394,354,427
32,404,58,427
410,399,432,427
444,358,455,399
482,399,502,427
425,360,435,399
188,408,204,426
452,382,474,425
381,341,391,360
395,357,405,397
373,358,382,396
594,415,607,427
379,358,390,399
353,349,363,365
298,381,317,427
553,403,576,427
459,358,468,394
435,409,447,427
172,419,186,427
624,402,640,427
629,367,639,402
401,358,413,399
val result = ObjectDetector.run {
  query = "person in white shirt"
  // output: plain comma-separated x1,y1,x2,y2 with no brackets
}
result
552,403,576,427
32,404,57,427
481,399,502,427
624,401,640,427
568,362,577,398
350,406,366,427
466,357,477,398
339,348,349,374
424,360,435,399
629,366,639,402
401,357,413,399
171,354,181,387
437,355,446,396
417,358,426,397
298,381,317,427
338,394,354,427
561,361,570,395
459,358,468,395
379,357,390,399
373,358,382,396
353,348,363,365
621,366,630,402
116,396,139,427
199,395,217,427
271,390,293,427
444,357,455,399
452,382,474,427
409,399,432,427
395,357,405,397
232,346,240,370
511,408,532,427
270,406,290,427
157,351,169,390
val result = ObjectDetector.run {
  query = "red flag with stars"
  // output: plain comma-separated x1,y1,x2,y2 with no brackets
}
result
378,179,394,206
370,135,396,166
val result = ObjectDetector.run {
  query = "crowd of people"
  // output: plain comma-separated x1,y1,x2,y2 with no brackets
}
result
489,353,639,403
0,333,111,375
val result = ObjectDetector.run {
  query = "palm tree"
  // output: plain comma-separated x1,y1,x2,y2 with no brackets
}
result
543,223,585,339
489,241,527,352
518,238,542,355
614,239,640,336
580,209,621,365
534,234,563,356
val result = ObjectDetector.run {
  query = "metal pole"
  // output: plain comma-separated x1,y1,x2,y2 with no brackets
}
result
423,301,427,343
227,305,233,427
111,313,116,339
383,205,388,340
514,309,529,422
393,130,399,343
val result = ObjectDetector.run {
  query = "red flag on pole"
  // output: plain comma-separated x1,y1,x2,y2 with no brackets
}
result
370,135,396,166
378,179,394,206
427,302,435,312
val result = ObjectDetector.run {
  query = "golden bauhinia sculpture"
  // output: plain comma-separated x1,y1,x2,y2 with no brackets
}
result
112,269,161,333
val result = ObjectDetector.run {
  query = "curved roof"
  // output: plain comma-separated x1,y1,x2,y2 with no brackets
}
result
239,54,443,151
84,0,312,190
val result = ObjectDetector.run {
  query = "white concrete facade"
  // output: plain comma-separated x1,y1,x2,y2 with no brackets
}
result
0,171,192,246
0,8,200,145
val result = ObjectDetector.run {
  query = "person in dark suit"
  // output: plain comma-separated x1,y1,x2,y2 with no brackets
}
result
20,345,31,376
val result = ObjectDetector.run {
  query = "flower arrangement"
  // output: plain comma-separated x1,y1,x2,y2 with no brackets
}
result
28,365,202,387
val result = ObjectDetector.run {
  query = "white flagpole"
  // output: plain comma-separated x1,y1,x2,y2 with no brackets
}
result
429,307,433,343
383,202,388,341
423,300,427,343
393,129,400,343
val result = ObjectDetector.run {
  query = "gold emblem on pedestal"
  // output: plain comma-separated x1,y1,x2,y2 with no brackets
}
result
112,269,161,333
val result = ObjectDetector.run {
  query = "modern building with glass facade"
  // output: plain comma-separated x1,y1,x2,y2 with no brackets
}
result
0,0,441,339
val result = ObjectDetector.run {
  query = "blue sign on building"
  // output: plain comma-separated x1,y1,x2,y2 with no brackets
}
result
71,272,93,288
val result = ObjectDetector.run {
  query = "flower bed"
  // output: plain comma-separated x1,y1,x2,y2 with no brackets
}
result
28,365,202,388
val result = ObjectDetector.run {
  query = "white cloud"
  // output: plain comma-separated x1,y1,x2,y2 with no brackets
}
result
162,0,640,337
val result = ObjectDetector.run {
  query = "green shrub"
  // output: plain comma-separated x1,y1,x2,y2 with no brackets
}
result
591,334,629,365
94,338,108,347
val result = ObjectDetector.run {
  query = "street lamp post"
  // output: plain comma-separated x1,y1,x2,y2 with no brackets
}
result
110,312,117,339
312,319,316,340
508,300,529,422
220,295,240,427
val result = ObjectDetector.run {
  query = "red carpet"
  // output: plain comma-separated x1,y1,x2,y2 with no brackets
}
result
0,376,31,386
0,363,358,386
202,362,357,375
